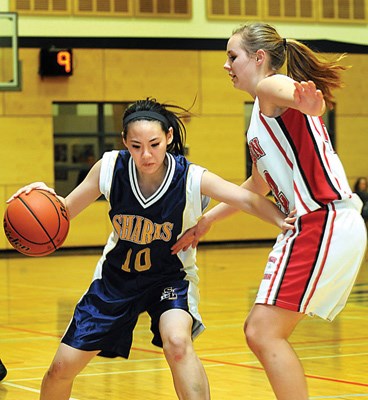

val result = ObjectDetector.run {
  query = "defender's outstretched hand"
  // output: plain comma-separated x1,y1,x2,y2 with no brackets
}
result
171,209,297,255
293,80,325,116
171,215,212,255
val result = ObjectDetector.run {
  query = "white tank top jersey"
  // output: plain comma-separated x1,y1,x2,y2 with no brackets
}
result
247,93,353,216
247,92,366,320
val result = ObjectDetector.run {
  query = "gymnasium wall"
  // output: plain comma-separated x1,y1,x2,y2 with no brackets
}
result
1,46,367,250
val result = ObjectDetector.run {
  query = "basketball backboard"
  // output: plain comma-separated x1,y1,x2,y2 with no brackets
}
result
0,12,20,91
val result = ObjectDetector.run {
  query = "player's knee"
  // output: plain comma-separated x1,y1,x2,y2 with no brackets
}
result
244,321,264,353
162,333,192,363
45,360,75,382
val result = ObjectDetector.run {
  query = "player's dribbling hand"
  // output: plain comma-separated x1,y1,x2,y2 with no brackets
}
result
7,182,56,203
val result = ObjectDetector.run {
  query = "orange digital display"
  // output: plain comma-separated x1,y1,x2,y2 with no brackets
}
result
56,51,72,73
39,48,73,77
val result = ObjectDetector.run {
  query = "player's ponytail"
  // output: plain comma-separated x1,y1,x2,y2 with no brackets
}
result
233,22,349,109
285,40,348,109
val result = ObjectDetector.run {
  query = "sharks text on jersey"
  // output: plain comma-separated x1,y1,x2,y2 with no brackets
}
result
112,214,174,245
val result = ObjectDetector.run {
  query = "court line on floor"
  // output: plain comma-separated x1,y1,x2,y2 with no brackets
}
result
310,395,368,399
5,348,368,381
197,333,368,351
0,324,61,338
1,326,368,389
299,352,368,361
197,341,368,359
2,324,368,346
4,361,367,400
3,356,168,373
198,357,368,388
2,322,368,365
5,363,223,382
2,381,79,399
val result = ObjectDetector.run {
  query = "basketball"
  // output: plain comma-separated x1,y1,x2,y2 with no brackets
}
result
3,189,70,256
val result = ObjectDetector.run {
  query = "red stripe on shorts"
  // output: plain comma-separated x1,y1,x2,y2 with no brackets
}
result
274,208,329,312
301,204,336,313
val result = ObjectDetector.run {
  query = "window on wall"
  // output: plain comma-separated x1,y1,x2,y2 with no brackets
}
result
53,101,131,197
244,102,336,178
206,0,366,23
10,0,192,17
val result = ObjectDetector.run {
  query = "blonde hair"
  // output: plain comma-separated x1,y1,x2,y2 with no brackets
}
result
233,23,349,109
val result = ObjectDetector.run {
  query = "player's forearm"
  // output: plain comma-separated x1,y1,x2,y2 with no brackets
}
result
202,176,269,226
201,192,284,233
202,202,240,226
245,194,285,229
65,186,100,220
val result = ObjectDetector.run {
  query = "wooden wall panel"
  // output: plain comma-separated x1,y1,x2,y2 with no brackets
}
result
68,49,105,99
1,114,54,251
0,93,4,115
5,49,53,115
204,204,281,241
200,51,252,115
103,49,200,111
186,115,245,181
0,116,54,185
336,116,368,182
334,54,368,116
63,200,111,247
4,49,105,116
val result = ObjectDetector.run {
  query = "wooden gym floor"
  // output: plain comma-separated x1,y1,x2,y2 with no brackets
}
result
0,243,367,399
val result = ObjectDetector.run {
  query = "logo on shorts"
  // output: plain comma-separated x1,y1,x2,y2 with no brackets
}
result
264,256,276,280
161,287,177,301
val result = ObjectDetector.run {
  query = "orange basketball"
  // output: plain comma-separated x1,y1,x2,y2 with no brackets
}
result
3,189,70,256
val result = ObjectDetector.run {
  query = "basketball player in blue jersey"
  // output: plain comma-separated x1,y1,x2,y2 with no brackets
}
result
172,23,367,400
8,98,295,400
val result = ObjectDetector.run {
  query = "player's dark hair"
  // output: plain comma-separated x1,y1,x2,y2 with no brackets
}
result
353,177,368,192
232,22,349,109
122,98,187,156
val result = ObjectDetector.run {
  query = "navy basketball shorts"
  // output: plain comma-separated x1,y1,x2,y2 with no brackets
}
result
61,277,204,358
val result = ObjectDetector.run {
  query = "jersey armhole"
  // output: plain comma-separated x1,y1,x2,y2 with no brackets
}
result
99,150,119,201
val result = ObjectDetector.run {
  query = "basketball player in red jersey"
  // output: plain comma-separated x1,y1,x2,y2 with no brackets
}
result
172,23,367,400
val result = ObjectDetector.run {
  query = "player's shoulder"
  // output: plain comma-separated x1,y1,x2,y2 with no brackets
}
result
171,153,187,163
256,74,294,95
107,150,130,167
100,150,126,181
170,153,191,171
256,74,296,118
171,153,206,173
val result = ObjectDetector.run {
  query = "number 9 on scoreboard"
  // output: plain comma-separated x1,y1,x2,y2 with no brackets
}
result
39,47,73,77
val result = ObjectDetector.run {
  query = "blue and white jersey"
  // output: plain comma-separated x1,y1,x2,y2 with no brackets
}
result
93,150,209,291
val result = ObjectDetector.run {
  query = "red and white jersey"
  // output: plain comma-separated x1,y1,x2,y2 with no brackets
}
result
247,96,352,215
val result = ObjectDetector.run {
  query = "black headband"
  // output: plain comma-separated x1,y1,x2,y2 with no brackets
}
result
123,111,169,127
